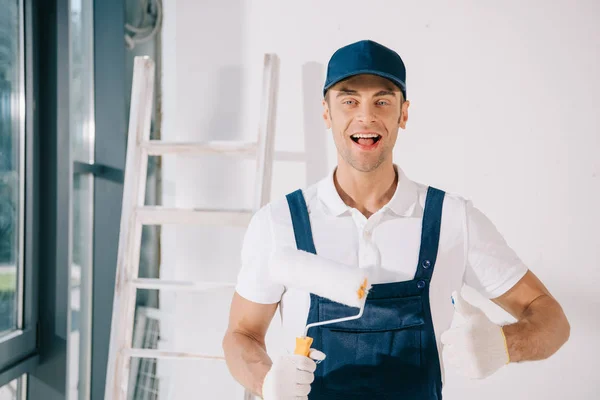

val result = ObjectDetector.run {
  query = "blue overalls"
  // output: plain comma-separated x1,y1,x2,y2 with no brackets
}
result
285,186,445,399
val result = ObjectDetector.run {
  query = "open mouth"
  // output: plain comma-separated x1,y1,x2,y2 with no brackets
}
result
350,134,382,147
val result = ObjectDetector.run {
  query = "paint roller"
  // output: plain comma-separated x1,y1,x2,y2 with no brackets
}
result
268,247,371,357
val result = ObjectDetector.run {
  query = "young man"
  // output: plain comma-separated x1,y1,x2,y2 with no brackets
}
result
222,40,570,399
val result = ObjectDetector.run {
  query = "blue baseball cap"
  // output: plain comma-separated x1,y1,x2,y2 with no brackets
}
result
323,40,407,100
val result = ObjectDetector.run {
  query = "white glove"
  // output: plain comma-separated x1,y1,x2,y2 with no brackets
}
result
441,291,510,379
261,349,326,400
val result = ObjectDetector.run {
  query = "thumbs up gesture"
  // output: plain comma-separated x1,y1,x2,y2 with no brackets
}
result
441,291,511,379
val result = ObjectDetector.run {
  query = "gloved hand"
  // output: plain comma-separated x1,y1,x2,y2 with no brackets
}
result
261,349,326,400
441,291,510,379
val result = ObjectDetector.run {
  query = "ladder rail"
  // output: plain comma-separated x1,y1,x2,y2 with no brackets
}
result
254,54,279,211
244,55,279,400
105,56,156,400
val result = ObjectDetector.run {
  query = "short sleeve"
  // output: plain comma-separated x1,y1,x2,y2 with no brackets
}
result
463,200,529,299
235,204,285,304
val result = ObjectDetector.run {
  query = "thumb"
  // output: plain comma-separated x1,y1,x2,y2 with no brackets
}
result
308,348,326,362
451,290,483,318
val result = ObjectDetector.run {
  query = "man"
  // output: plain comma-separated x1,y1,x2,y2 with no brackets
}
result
222,39,570,399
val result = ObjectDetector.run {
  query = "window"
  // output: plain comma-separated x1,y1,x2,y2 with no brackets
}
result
0,0,38,386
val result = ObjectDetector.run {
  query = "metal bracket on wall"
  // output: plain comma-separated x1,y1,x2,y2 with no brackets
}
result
73,161,125,184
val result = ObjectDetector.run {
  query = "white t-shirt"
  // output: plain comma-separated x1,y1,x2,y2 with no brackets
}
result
235,165,528,383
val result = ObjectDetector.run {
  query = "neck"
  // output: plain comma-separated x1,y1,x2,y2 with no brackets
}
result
333,160,398,218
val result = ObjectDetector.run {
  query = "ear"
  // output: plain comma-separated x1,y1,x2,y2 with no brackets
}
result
322,99,332,129
398,100,410,129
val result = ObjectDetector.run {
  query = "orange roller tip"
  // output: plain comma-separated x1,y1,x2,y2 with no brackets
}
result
294,336,313,357
357,278,369,300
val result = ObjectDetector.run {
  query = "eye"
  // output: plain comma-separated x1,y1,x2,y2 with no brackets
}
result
376,100,389,106
342,99,356,105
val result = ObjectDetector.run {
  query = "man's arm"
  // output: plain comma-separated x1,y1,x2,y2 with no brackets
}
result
492,270,570,362
222,293,278,396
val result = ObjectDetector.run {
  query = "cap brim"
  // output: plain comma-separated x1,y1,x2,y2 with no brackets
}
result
324,69,406,96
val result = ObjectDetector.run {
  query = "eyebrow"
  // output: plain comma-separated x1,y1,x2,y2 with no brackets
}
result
373,90,397,97
335,88,398,98
335,89,358,98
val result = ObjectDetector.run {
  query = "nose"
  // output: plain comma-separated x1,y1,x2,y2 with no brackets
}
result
356,102,377,124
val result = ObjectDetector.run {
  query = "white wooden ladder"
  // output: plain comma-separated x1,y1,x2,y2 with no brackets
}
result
104,55,279,400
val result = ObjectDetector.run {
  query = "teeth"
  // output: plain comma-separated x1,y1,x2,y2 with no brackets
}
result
351,134,380,139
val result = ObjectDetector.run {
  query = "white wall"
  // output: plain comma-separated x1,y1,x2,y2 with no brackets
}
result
159,0,600,398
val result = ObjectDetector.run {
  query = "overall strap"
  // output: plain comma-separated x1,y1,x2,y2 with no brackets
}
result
414,186,446,281
285,189,317,254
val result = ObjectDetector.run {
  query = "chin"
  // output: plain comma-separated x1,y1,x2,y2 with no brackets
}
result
351,161,384,173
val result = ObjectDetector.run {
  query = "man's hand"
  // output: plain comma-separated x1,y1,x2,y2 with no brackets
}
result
261,349,326,400
441,291,510,379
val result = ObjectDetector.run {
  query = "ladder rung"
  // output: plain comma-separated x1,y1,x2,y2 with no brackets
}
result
131,279,235,291
136,207,253,226
124,348,225,361
142,140,258,156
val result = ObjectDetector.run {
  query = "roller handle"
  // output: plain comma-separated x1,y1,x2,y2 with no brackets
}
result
294,336,314,357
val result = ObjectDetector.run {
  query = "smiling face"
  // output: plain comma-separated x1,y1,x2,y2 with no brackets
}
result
323,74,410,173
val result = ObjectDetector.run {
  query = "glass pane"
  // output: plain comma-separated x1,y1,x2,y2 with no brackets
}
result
70,0,95,163
0,0,24,338
0,376,26,400
129,299,160,400
70,0,94,399
70,174,93,400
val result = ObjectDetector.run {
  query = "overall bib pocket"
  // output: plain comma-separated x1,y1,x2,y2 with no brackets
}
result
317,295,426,394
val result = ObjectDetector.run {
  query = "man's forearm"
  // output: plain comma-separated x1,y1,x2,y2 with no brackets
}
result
223,330,272,396
502,294,570,363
